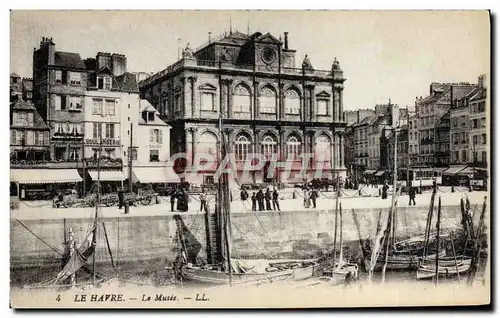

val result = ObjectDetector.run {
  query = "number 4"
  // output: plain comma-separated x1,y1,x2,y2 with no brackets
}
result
56,294,61,302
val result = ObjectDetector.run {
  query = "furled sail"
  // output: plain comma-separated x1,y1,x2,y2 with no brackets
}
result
173,215,202,264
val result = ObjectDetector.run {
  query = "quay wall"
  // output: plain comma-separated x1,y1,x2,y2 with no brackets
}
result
10,204,481,272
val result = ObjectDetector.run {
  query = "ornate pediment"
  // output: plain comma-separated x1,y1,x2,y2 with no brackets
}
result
255,32,281,44
316,91,331,98
199,83,217,91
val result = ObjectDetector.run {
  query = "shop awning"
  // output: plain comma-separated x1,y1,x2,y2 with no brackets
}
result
89,170,125,182
457,167,475,176
10,169,82,184
131,166,181,183
443,165,467,175
363,170,376,175
374,170,385,177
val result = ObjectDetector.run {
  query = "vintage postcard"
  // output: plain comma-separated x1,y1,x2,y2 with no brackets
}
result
9,10,490,308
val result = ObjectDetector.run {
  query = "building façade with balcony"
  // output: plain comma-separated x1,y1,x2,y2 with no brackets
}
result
139,31,347,185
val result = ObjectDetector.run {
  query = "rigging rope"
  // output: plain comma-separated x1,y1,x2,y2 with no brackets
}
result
15,219,63,256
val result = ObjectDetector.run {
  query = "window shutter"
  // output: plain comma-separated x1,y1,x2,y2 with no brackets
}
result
150,129,154,142
10,131,15,144
159,129,163,144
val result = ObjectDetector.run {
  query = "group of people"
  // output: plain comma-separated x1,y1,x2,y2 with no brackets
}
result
170,187,190,212
244,188,281,212
302,186,319,208
380,181,418,206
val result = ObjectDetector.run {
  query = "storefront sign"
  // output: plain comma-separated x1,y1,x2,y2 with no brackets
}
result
85,138,120,146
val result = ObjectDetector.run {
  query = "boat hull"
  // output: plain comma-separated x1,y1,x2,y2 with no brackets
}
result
181,265,294,285
370,250,447,271
416,262,471,280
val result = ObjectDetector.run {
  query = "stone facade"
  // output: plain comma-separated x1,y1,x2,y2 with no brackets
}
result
32,37,88,161
139,31,348,185
468,75,488,167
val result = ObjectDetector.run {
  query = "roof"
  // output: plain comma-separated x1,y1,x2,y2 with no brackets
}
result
114,72,139,92
138,100,168,126
470,88,487,101
54,51,86,69
10,100,49,129
10,72,21,78
354,115,377,127
22,78,33,90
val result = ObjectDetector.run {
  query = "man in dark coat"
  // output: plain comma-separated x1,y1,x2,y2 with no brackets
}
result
118,188,124,209
310,188,318,208
409,186,416,206
240,187,249,201
272,189,281,211
382,182,389,200
251,192,257,211
256,189,265,211
264,188,272,211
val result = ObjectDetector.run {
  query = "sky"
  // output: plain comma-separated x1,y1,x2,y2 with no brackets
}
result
10,10,490,110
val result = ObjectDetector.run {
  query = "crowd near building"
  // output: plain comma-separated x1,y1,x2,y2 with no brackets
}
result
10,31,349,200
344,75,489,189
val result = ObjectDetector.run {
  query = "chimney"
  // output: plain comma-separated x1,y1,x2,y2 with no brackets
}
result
284,32,289,49
478,74,486,89
357,110,360,123
112,53,127,76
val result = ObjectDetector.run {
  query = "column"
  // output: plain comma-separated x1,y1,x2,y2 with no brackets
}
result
338,88,344,122
227,80,234,118
278,83,285,121
340,133,345,168
279,129,285,183
253,129,260,184
189,76,197,118
253,81,259,120
309,86,315,121
185,127,194,165
181,77,187,117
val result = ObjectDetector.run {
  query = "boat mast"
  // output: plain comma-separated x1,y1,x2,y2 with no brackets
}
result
434,196,441,285
338,202,343,266
92,135,102,285
218,61,232,285
332,174,340,267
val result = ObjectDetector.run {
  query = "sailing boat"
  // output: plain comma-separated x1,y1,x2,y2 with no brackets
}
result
417,197,472,281
24,138,116,290
322,178,358,284
179,81,317,285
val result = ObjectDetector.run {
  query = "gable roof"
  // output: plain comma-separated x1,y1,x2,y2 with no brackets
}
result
10,100,49,129
11,99,35,110
54,51,86,69
10,72,21,78
138,100,168,126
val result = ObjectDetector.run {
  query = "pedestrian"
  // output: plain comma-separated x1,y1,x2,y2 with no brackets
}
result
265,188,272,211
272,188,281,211
170,187,177,212
183,189,190,212
310,188,318,208
251,192,257,211
382,182,388,200
118,187,124,209
199,190,208,212
409,186,416,206
240,187,249,201
303,186,308,208
304,189,311,208
256,189,265,211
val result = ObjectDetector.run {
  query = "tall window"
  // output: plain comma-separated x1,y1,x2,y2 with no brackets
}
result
317,99,328,116
70,72,81,85
69,148,80,161
55,70,62,84
285,89,300,114
15,113,29,126
149,150,160,162
105,100,115,115
105,124,115,139
461,150,467,162
261,135,277,158
259,86,277,114
175,93,182,112
93,99,103,115
235,134,251,161
315,135,331,165
93,123,102,139
150,128,163,143
198,131,217,156
481,151,487,163
286,135,301,160
97,76,111,89
233,84,251,113
10,131,15,144
201,92,215,111
34,131,40,145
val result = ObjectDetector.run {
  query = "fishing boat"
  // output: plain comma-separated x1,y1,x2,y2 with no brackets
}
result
178,80,318,286
24,138,116,290
416,197,472,281
321,177,359,285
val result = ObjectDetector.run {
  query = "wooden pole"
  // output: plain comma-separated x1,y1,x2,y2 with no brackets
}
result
450,232,461,282
467,196,487,286
68,227,76,287
423,183,437,258
435,196,442,285
102,221,116,271
128,123,133,192
332,174,340,267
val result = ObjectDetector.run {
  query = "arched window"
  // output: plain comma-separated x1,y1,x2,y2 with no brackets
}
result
285,88,300,115
315,135,331,165
234,84,251,113
261,135,277,159
286,135,302,160
235,134,251,161
198,131,218,157
259,86,277,114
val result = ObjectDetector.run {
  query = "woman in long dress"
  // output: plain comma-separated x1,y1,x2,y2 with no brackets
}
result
304,190,311,208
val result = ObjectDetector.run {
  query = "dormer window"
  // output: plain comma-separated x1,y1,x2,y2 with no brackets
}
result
98,76,112,90
148,111,155,122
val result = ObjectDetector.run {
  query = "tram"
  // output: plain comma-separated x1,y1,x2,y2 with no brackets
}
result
397,167,443,188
